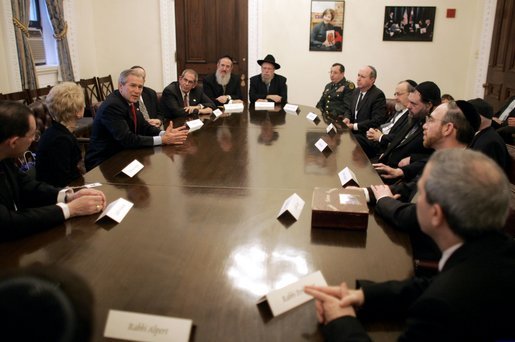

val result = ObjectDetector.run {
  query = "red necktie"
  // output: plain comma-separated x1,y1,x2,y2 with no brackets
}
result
130,103,137,131
183,93,189,107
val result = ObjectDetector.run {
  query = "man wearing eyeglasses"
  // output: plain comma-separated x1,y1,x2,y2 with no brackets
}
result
0,101,107,241
161,69,216,119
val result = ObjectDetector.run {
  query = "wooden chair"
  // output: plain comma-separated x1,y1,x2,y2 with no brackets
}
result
96,75,114,101
79,78,102,117
4,89,32,105
28,85,52,103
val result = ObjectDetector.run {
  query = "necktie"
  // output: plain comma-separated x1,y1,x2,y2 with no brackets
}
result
139,97,150,120
355,92,364,120
130,103,137,131
184,93,189,107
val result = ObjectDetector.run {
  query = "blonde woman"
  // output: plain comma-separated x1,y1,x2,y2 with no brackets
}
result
36,82,85,186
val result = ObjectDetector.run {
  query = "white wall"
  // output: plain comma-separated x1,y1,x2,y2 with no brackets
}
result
1,0,490,103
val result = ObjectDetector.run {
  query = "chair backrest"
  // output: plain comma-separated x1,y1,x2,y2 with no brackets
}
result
96,75,114,101
28,86,52,103
4,89,32,105
79,78,102,117
506,144,515,185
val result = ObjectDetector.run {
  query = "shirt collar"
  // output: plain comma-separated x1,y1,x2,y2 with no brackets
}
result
438,242,463,271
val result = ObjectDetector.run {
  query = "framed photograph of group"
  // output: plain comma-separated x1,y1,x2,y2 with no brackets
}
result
309,1,345,51
383,6,436,42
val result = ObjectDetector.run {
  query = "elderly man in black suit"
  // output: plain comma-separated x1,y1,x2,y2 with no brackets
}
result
249,54,287,105
0,101,106,241
160,69,216,119
203,55,243,107
373,81,440,182
85,69,189,170
306,148,515,341
343,65,387,133
130,65,163,128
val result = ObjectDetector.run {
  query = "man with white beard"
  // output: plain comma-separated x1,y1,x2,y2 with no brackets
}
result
203,55,243,107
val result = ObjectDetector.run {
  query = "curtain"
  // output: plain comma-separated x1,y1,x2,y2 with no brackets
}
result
45,0,74,81
11,0,38,89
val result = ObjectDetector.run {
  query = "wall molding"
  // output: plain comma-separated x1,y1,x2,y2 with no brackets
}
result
474,0,497,98
160,0,176,88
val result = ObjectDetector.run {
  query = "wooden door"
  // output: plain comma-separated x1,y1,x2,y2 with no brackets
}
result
484,0,515,111
175,0,248,100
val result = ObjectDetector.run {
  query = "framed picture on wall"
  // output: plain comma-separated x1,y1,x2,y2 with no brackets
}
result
383,6,436,41
309,1,345,51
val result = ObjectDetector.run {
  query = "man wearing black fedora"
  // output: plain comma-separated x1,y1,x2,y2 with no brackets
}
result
249,54,288,105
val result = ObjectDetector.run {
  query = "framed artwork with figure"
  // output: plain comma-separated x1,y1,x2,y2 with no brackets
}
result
310,1,345,51
383,6,436,41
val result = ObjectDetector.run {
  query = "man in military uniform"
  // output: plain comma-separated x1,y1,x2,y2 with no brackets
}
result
316,63,355,120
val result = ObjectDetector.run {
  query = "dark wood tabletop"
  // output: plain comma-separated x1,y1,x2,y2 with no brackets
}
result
0,104,412,341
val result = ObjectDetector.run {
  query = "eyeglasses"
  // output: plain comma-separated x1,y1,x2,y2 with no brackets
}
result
181,78,196,85
394,92,406,96
24,130,40,142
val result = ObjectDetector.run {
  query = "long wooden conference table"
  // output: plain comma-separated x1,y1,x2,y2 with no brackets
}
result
0,104,413,341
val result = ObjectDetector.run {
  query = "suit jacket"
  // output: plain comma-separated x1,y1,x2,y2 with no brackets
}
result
323,232,515,341
249,74,287,104
469,126,509,172
36,121,82,187
379,118,433,178
141,86,163,123
160,81,216,119
85,90,162,170
345,85,387,132
379,109,409,148
203,73,242,106
0,159,64,241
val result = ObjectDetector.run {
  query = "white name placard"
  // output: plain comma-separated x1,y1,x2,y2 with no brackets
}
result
338,167,360,187
121,160,144,178
186,119,203,132
277,193,305,221
255,101,275,110
306,112,320,125
212,108,223,118
326,123,337,135
224,102,244,113
96,198,134,223
315,138,331,153
104,309,192,342
283,103,299,113
257,271,328,317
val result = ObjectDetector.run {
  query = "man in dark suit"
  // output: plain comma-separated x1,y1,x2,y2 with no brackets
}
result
203,55,243,107
373,81,440,182
130,66,163,127
161,69,216,119
0,101,106,241
468,98,509,171
493,95,515,144
305,148,515,341
86,69,189,170
355,80,416,158
249,54,287,105
343,65,387,133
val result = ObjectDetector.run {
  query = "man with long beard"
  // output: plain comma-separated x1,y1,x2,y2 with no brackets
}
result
249,54,287,105
203,55,243,107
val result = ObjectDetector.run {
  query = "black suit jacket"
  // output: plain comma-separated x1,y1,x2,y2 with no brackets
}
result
0,159,64,241
160,81,216,119
203,73,242,106
345,85,387,132
380,118,433,178
85,90,162,170
379,109,409,148
469,126,509,171
323,232,515,341
249,74,287,104
141,86,163,123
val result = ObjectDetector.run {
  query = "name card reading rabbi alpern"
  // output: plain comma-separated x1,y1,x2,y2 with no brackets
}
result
104,309,192,342
96,198,134,223
121,159,144,178
257,271,328,316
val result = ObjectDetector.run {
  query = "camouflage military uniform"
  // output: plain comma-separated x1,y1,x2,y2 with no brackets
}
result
316,78,355,119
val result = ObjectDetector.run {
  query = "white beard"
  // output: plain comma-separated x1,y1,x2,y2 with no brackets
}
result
395,103,406,112
216,71,231,86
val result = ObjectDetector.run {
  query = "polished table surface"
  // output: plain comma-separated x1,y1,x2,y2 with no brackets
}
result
0,104,412,341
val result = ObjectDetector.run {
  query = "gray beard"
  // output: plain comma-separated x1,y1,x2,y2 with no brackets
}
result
395,103,406,112
261,75,273,85
216,71,231,86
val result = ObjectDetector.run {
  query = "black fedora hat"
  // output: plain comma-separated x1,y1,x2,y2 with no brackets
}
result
257,54,280,69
